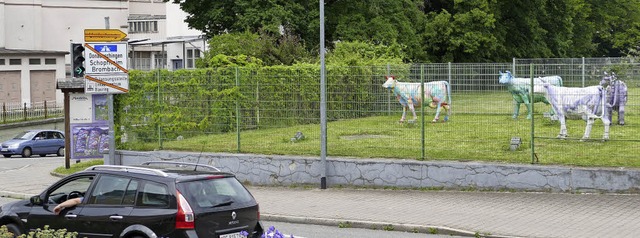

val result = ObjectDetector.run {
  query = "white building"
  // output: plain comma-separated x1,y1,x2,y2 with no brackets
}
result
0,0,206,105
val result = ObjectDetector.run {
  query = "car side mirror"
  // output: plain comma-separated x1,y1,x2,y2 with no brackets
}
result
30,195,43,205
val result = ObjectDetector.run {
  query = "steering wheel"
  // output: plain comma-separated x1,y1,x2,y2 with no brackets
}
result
67,191,84,199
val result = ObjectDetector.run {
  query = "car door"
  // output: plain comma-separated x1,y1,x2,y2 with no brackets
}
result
30,131,50,155
74,174,137,238
128,180,176,236
26,174,95,233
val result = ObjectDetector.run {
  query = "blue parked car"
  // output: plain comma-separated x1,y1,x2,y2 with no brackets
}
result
1,129,65,158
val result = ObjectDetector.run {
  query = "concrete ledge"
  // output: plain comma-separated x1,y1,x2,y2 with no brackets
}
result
0,117,64,130
118,150,640,194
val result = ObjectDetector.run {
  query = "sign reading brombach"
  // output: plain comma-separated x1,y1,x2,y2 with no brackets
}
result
85,43,128,75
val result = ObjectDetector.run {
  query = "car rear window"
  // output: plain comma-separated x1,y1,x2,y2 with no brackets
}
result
178,177,254,209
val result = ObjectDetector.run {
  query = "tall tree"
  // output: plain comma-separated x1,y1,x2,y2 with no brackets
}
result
423,0,499,62
586,0,640,56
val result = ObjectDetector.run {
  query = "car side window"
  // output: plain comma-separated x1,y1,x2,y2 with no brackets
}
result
55,132,64,139
47,176,94,204
122,180,139,205
87,175,132,205
137,181,169,207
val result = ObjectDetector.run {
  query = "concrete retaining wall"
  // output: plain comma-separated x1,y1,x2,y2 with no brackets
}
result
117,150,640,194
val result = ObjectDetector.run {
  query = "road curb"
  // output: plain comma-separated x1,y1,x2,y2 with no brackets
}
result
260,214,520,238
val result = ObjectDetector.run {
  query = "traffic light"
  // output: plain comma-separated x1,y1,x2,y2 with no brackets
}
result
71,43,86,78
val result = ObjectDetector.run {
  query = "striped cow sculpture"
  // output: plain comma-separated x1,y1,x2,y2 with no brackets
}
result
382,76,451,123
542,82,610,141
498,71,563,119
599,72,627,125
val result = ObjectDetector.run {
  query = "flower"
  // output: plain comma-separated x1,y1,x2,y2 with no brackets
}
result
242,226,294,238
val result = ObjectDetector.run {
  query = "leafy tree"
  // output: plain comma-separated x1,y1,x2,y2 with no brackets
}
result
423,0,499,62
586,0,640,57
326,0,426,62
200,31,310,67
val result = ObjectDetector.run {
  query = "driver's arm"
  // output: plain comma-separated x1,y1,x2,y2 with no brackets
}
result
53,197,82,215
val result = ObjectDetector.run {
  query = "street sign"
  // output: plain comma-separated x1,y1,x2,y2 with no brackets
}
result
84,43,128,75
84,29,127,42
84,74,129,94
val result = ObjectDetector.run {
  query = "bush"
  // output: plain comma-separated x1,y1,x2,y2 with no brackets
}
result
0,225,77,238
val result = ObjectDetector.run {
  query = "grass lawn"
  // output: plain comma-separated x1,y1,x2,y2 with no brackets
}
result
119,88,639,169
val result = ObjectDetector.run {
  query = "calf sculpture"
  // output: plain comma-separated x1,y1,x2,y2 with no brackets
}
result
498,71,563,119
382,76,451,123
599,72,627,125
542,82,610,141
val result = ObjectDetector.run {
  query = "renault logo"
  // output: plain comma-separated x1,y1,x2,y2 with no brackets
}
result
231,211,237,220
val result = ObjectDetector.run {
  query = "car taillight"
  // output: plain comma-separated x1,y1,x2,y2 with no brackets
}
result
176,191,195,229
257,204,260,220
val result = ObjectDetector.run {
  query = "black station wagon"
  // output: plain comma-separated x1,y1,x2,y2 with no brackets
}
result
0,161,264,238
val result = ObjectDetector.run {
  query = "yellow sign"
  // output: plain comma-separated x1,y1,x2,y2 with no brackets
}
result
84,29,127,42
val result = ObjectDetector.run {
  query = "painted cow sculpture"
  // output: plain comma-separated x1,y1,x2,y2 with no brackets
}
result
499,71,563,119
382,76,451,123
542,83,610,141
599,72,627,125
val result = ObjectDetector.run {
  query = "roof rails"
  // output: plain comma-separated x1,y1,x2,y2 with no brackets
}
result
86,165,168,177
141,161,221,172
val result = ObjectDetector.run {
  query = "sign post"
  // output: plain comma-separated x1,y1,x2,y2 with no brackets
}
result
77,30,129,166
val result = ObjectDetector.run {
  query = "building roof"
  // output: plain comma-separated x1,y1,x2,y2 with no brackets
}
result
56,77,85,89
0,47,68,55
129,35,205,46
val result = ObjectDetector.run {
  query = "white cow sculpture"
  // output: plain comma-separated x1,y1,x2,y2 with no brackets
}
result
542,82,610,141
382,76,451,123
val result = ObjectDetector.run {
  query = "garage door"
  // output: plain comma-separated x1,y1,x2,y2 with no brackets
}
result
0,71,22,104
30,70,56,103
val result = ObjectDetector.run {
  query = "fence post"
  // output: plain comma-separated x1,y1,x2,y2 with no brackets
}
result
2,103,5,123
530,64,536,164
386,64,391,116
23,103,27,121
236,67,241,153
582,57,586,87
157,69,162,149
44,101,48,119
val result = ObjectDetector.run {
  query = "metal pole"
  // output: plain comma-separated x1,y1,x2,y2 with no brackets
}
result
236,67,241,152
530,64,535,164
108,95,115,165
420,65,425,160
320,0,327,189
105,16,115,165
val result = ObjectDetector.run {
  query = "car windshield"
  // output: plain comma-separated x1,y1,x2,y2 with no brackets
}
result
13,131,37,140
178,177,254,209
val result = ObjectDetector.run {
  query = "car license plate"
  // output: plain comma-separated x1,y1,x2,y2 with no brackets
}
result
220,232,246,238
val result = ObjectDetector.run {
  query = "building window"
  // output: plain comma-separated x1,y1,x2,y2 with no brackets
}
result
0,59,5,65
29,58,41,65
45,58,56,65
186,49,201,68
9,59,21,65
129,21,158,33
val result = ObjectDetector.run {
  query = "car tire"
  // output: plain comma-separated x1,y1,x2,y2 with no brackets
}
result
2,154,11,158
5,223,22,237
21,148,32,158
57,147,65,156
